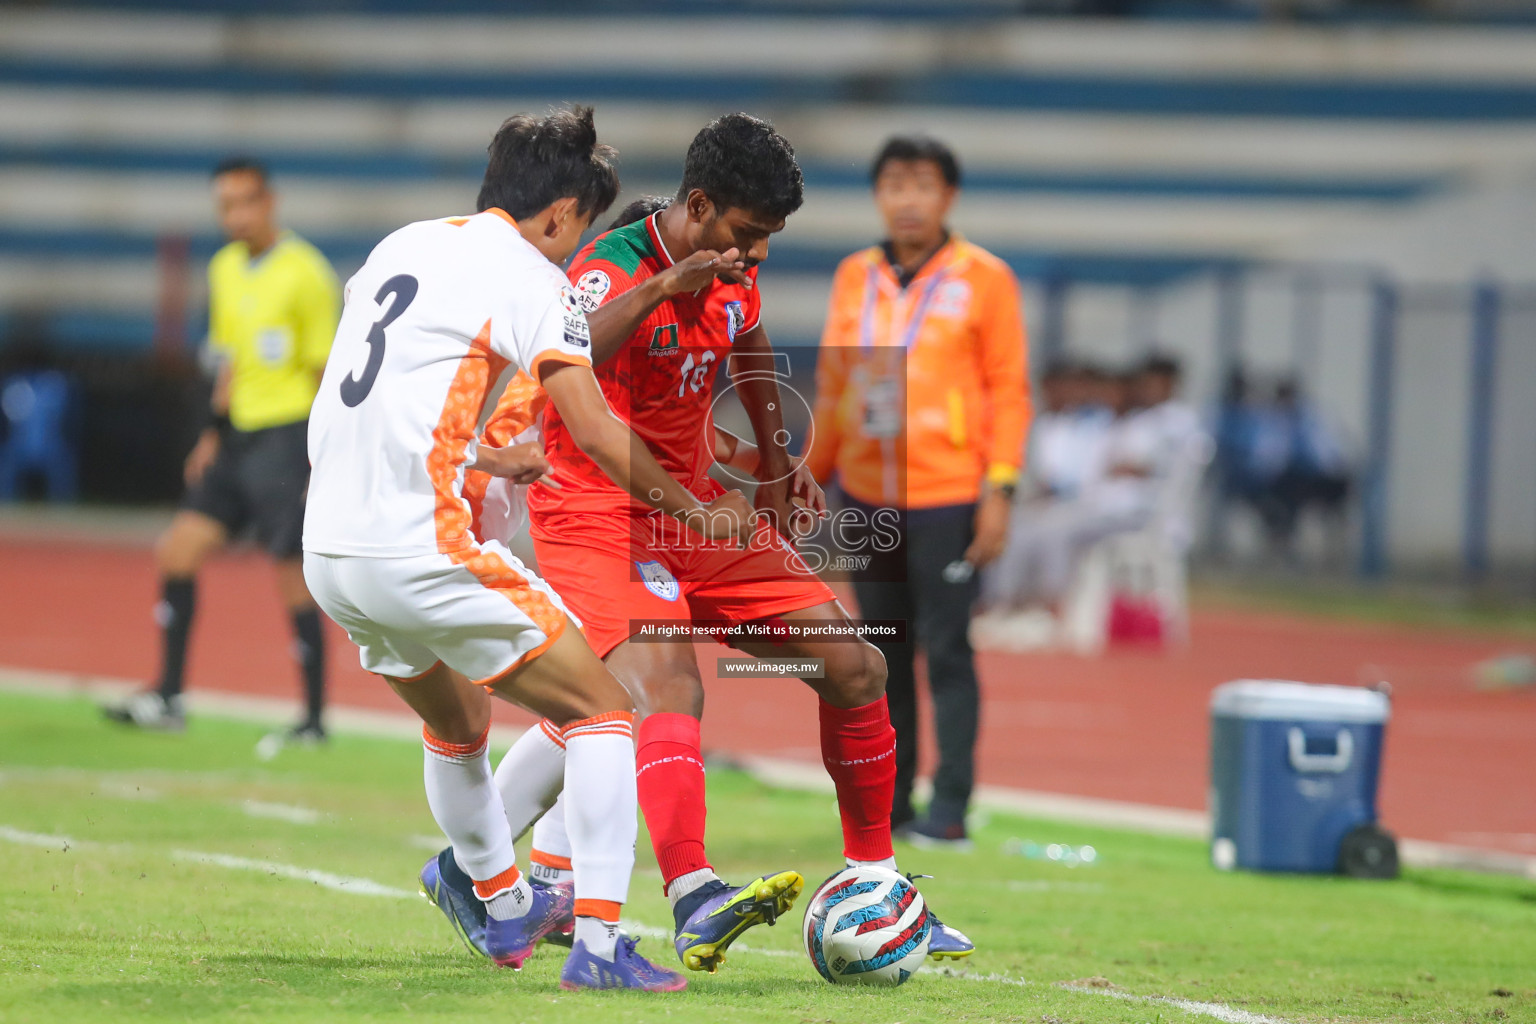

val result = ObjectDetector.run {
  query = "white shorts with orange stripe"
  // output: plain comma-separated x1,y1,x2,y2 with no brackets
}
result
303,538,576,684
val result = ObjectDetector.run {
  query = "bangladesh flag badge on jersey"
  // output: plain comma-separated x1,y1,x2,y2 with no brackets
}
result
649,323,680,355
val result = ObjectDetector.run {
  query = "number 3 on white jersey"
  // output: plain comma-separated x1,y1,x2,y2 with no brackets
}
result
678,350,716,397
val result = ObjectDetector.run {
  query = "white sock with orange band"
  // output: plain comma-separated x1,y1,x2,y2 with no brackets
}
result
562,710,639,961
493,718,567,848
529,794,573,885
422,725,532,921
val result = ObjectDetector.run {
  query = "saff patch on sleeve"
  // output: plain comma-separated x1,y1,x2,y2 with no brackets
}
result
575,269,612,313
559,286,592,348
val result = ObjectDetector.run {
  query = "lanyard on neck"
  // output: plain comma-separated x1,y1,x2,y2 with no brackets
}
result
859,261,948,351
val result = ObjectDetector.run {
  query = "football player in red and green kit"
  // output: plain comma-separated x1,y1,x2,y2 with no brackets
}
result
537,114,974,972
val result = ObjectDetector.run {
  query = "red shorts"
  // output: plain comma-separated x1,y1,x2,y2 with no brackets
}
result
531,505,838,659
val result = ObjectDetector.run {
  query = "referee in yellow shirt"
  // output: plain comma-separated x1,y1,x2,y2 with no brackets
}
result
106,158,340,739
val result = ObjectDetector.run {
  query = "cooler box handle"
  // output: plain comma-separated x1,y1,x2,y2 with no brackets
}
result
1287,727,1353,773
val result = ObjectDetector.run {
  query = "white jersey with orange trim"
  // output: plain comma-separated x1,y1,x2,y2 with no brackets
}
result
303,208,593,559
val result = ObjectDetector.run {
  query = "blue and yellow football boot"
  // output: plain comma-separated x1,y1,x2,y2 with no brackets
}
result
671,870,803,973
925,907,976,960
900,870,976,961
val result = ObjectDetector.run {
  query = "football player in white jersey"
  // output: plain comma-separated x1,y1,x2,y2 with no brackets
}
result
302,107,752,992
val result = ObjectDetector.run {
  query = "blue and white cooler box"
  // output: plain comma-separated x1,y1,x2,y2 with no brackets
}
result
1210,680,1399,878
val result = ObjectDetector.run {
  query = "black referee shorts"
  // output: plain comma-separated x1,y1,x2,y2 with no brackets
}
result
183,419,310,560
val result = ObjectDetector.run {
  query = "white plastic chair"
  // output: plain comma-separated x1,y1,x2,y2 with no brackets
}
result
1058,434,1213,655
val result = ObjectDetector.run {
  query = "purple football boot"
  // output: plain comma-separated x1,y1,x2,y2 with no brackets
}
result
560,937,688,992
483,877,575,969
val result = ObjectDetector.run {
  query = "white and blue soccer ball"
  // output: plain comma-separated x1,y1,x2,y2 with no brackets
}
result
802,866,931,986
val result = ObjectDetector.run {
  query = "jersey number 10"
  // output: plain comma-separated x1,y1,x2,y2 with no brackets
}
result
678,350,716,398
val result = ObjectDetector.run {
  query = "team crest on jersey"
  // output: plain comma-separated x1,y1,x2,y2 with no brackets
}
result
724,300,746,344
932,280,972,319
648,323,681,355
635,560,679,601
574,269,611,313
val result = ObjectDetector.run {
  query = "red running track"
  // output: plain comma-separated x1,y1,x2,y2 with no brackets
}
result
1,537,1532,856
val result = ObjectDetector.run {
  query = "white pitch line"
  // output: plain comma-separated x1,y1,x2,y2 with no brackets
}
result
240,800,324,825
0,825,86,851
171,849,416,899
1060,984,1292,1024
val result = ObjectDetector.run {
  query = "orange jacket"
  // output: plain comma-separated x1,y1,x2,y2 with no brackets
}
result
805,236,1030,509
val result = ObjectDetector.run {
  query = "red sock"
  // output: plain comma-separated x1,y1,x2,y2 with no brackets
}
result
819,696,896,863
636,712,712,888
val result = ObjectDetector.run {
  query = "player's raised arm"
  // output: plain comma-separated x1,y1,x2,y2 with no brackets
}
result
582,247,747,365
538,361,756,546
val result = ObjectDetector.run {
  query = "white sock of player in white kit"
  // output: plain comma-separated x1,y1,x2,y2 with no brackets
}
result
561,712,639,962
529,794,574,885
493,718,567,847
422,725,532,920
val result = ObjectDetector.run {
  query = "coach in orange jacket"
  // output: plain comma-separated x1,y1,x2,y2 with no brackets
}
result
804,136,1030,845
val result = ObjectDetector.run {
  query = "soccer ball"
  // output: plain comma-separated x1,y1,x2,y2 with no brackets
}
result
802,866,931,986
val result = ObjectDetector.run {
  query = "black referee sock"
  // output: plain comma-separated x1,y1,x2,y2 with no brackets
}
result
155,577,196,700
290,608,326,727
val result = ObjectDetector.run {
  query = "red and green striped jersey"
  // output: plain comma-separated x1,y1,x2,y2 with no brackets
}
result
530,212,762,520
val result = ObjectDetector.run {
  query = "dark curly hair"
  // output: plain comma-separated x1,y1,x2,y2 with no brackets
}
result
677,113,803,222
476,105,619,222
607,194,672,231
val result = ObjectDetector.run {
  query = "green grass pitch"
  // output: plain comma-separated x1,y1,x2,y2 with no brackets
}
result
0,691,1532,1023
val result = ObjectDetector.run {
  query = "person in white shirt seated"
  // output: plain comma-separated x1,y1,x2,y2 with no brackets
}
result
975,355,1206,647
977,360,1117,616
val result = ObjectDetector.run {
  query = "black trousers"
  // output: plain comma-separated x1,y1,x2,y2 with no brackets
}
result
844,495,980,830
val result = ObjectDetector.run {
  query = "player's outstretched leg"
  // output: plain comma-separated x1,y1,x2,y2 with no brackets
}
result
608,640,803,973
739,602,978,962
389,665,570,970
426,717,574,952
490,624,686,991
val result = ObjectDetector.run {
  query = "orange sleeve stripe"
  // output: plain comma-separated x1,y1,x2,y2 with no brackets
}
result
530,349,592,382
472,863,523,899
481,370,545,447
422,724,490,760
530,848,573,871
428,319,509,554
573,898,623,924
